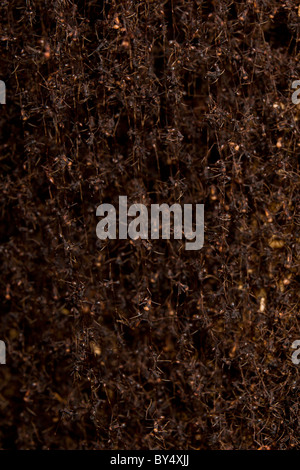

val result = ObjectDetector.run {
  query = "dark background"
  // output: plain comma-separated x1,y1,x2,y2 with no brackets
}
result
0,0,299,449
